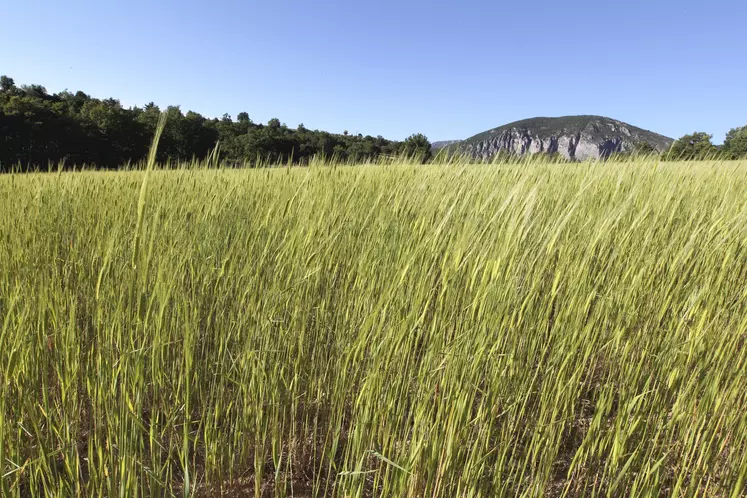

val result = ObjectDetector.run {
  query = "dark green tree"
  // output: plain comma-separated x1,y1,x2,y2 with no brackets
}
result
633,142,656,156
723,126,747,159
0,76,16,93
667,132,717,160
400,133,432,163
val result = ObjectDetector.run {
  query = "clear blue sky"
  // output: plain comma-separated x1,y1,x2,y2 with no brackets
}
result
3,0,746,143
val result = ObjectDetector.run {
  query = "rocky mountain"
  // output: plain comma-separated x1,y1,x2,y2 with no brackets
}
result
456,115,673,161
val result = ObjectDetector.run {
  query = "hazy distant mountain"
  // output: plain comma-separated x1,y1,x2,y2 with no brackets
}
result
431,140,462,150
456,115,673,161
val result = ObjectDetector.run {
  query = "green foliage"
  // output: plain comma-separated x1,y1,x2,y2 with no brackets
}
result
723,125,747,159
0,75,405,170
667,132,717,160
400,133,432,163
633,141,656,155
1,158,745,496
236,111,251,124
0,75,15,92
607,143,658,162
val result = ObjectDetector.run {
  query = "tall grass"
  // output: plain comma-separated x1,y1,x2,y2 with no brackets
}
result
0,156,746,497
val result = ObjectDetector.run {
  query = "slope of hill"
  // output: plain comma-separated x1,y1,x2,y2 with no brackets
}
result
458,115,673,161
431,140,462,150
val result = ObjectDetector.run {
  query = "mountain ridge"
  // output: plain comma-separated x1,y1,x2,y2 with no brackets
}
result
442,115,673,161
431,140,462,150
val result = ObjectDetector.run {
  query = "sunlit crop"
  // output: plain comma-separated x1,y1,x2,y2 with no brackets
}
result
1,153,745,497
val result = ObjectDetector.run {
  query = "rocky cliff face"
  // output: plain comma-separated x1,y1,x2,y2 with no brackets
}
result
458,116,673,161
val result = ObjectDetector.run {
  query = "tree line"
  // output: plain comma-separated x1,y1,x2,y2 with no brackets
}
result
0,75,432,171
2,74,745,170
663,130,747,160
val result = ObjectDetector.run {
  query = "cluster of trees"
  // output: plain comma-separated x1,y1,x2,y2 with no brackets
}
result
0,76,432,170
665,128,747,160
609,130,747,162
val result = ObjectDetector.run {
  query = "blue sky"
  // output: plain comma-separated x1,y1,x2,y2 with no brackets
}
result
2,0,746,143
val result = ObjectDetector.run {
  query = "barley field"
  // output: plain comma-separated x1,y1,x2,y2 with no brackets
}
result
1,157,746,497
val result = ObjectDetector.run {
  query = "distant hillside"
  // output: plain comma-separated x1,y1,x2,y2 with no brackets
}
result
431,140,461,150
458,115,673,161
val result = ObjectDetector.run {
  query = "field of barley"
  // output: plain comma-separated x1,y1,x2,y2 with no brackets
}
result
1,157,746,497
